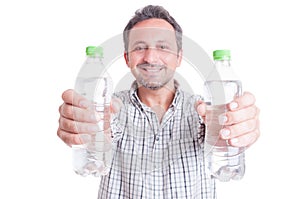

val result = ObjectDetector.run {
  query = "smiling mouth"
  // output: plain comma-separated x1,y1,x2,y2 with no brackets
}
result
141,67,163,73
137,63,165,73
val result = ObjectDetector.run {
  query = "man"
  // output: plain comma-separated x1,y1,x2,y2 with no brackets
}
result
57,5,260,198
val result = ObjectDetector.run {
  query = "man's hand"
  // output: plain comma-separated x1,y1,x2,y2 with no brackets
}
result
57,89,101,146
195,91,260,147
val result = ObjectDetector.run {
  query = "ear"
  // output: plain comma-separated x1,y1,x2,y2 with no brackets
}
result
124,52,130,67
176,49,183,67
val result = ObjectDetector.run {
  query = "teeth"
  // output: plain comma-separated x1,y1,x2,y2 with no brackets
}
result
147,69,159,72
144,68,161,72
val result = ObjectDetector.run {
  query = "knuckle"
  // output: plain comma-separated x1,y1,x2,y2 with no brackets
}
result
232,106,256,123
67,121,77,132
242,119,257,133
59,117,64,129
232,119,257,136
65,134,74,146
57,128,62,138
59,104,65,115
227,111,237,124
246,130,259,147
250,93,256,104
244,91,256,102
60,104,66,115
234,122,247,133
63,120,71,130
64,104,74,118
58,104,62,113
72,135,81,145
57,128,79,146
60,104,77,120
254,128,260,139
57,129,69,145
66,135,75,146
60,118,76,132
256,107,260,116
251,106,258,118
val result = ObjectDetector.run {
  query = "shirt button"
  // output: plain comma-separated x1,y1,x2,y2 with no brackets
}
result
155,136,160,141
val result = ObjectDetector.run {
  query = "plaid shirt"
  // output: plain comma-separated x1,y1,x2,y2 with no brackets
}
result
98,81,216,199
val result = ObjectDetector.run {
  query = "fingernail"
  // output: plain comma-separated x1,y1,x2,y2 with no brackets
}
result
230,102,238,110
220,129,230,138
218,114,228,125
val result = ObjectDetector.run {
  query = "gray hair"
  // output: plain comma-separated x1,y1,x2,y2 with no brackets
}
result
123,5,183,54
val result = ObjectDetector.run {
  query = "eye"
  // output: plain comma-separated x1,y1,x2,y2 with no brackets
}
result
157,43,172,53
159,44,168,50
133,45,147,52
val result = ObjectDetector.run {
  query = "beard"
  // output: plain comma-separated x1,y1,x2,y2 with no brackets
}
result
139,79,164,90
133,63,175,90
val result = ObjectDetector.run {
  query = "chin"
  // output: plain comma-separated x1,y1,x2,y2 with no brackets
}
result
139,80,164,90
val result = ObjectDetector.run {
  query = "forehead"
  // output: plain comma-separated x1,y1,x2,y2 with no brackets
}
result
128,18,176,44
132,18,174,30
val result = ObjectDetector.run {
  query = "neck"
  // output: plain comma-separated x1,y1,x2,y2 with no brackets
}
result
137,80,176,121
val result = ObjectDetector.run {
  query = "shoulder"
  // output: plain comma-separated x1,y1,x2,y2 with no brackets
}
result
177,90,205,122
112,90,131,102
180,90,203,107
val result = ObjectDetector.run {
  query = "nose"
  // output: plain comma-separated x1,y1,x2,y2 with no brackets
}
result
143,47,159,64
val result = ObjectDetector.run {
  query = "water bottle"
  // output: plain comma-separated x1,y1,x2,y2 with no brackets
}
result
72,46,113,177
204,49,245,182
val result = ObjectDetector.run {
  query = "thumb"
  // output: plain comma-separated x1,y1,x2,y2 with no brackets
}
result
195,100,206,119
110,97,124,114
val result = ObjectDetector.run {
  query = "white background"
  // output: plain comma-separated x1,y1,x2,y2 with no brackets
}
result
0,0,299,198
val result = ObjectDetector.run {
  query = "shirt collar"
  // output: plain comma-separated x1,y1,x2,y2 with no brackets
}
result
129,80,183,110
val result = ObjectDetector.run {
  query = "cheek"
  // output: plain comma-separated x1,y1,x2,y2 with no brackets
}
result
164,56,180,69
127,53,141,67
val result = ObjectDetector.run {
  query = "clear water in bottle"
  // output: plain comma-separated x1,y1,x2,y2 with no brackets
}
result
72,46,113,177
204,50,245,182
205,80,245,182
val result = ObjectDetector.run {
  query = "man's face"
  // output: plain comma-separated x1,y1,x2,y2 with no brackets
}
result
125,18,182,90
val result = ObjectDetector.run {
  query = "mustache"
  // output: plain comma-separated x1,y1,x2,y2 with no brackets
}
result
137,63,165,69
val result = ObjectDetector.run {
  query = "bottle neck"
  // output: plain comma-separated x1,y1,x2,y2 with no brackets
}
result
86,55,103,64
210,59,239,81
215,59,231,67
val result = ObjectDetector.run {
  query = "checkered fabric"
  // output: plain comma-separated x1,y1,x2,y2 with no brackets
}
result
97,80,216,199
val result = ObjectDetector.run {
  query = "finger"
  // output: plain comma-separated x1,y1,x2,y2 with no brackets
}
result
227,129,260,147
60,103,101,122
62,89,92,108
228,91,256,111
59,116,100,134
219,118,257,140
57,128,82,146
222,105,258,125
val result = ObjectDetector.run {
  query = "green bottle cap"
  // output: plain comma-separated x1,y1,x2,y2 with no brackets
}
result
213,50,231,60
86,46,103,57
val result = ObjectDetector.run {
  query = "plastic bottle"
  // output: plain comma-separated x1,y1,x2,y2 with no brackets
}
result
204,49,245,182
72,46,113,177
